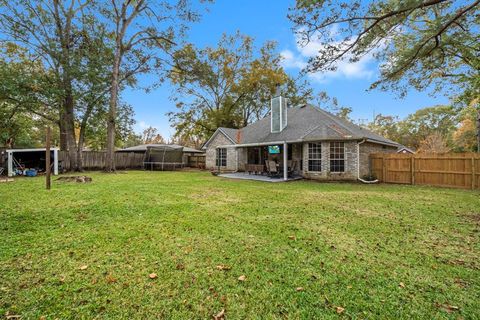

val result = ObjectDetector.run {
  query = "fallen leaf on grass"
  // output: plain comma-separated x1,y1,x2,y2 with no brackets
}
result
438,303,459,313
213,308,225,320
149,273,157,279
216,264,231,271
288,235,296,240
336,306,345,314
238,275,246,281
399,282,405,288
79,265,88,270
296,287,304,292
105,274,117,283
176,264,185,270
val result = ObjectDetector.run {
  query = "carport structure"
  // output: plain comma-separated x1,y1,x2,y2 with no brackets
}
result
5,148,59,177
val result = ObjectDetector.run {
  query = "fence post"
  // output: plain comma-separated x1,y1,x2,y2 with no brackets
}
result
382,155,386,182
411,156,415,185
472,156,476,190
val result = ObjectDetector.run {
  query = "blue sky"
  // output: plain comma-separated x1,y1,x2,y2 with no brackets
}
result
122,0,449,139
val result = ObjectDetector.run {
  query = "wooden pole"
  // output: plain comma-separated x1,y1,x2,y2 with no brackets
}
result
46,127,51,190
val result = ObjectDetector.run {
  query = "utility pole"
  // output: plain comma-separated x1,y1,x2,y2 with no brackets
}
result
46,127,51,190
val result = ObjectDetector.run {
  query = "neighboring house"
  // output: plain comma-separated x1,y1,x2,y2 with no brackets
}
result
202,93,400,181
397,146,415,154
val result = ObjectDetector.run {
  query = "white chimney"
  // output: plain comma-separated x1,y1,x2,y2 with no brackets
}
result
271,86,287,133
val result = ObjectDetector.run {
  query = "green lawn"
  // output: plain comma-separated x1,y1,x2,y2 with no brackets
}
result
1,171,479,319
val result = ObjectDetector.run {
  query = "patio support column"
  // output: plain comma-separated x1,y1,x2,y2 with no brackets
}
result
7,151,13,177
53,149,59,175
283,142,288,181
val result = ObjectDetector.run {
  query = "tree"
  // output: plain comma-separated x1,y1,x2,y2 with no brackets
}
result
453,100,479,151
289,0,479,94
0,43,56,147
289,0,480,149
399,105,458,149
417,133,451,153
83,102,136,151
0,0,118,170
142,126,166,144
168,33,313,142
368,114,402,143
101,0,207,172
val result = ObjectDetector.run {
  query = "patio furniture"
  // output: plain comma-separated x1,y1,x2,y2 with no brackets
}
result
288,160,297,177
266,160,280,178
246,164,264,175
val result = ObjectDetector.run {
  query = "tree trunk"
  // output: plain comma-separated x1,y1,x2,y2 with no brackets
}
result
59,111,68,150
64,94,78,171
76,105,94,172
105,48,121,172
76,136,84,172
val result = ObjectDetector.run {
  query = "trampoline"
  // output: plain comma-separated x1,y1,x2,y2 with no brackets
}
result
143,145,184,171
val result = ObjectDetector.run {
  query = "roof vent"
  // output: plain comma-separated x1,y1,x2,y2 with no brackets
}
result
271,85,287,133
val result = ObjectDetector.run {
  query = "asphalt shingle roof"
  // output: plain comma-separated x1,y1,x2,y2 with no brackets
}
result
215,104,399,146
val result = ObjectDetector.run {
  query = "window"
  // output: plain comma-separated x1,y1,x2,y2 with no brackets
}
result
308,143,322,172
216,148,227,167
330,142,345,172
248,147,262,165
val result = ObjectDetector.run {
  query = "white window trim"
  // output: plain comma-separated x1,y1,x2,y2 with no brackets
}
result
307,142,322,172
329,142,345,173
216,148,227,167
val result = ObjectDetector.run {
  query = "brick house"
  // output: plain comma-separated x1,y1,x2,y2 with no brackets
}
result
202,92,399,181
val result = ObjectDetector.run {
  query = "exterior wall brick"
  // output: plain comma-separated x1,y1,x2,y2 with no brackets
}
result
206,134,398,178
302,141,358,180
358,142,396,177
237,148,247,171
205,132,237,171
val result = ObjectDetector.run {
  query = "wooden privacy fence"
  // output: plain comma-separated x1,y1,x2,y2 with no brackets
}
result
370,153,480,190
59,151,144,171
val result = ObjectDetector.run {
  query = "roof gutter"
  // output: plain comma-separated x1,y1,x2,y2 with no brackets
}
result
216,137,399,149
217,140,303,148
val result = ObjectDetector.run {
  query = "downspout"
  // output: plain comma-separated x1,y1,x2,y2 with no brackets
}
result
357,139,378,184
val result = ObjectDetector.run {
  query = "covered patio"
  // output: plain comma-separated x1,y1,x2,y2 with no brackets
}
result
218,172,303,183
236,142,304,181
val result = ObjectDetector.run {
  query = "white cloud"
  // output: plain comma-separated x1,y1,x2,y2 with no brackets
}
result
137,121,150,130
280,49,307,69
282,31,379,83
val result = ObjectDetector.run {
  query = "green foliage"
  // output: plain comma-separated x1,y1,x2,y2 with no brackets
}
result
368,105,460,150
167,33,313,142
1,172,479,318
289,0,480,98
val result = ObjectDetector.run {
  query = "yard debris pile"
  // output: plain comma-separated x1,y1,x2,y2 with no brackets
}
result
56,176,92,183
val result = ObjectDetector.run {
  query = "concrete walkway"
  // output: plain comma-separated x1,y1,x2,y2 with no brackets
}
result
218,172,302,183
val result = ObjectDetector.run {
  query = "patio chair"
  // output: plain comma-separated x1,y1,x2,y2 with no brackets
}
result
288,160,297,177
266,160,280,178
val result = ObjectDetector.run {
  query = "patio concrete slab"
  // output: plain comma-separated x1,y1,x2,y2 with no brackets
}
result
218,172,303,183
